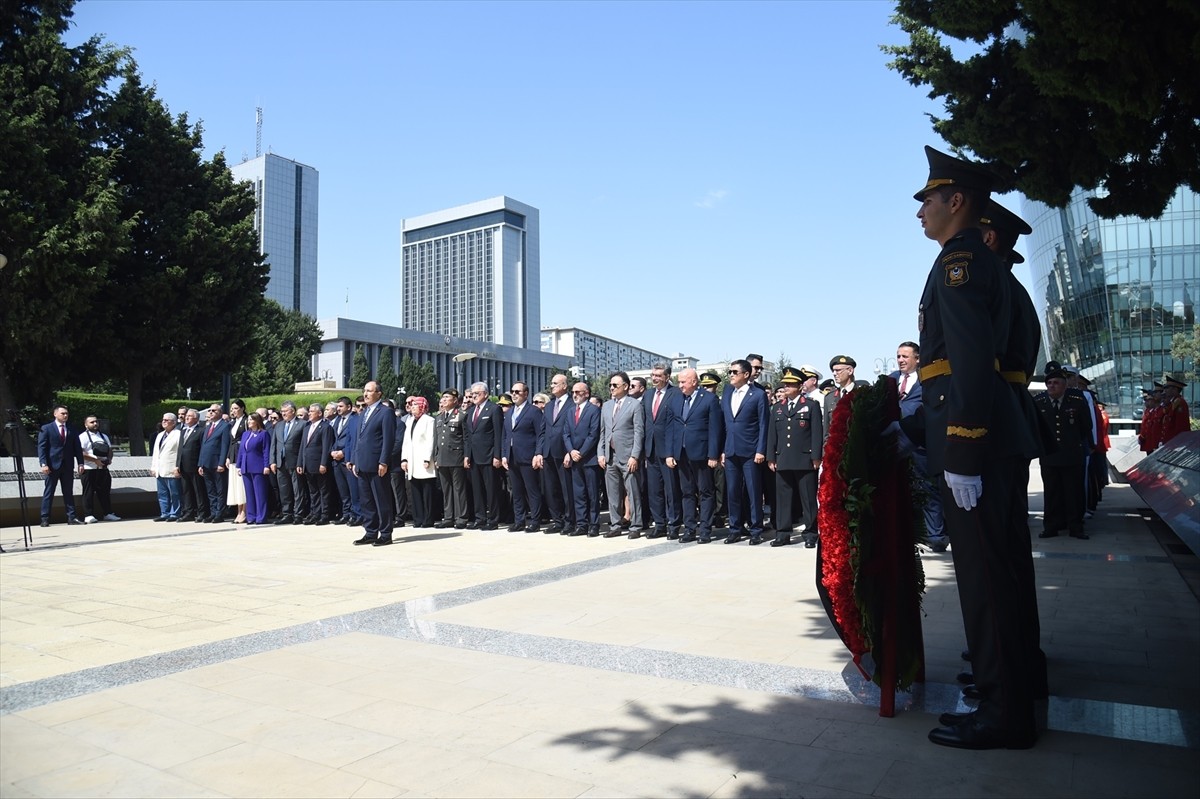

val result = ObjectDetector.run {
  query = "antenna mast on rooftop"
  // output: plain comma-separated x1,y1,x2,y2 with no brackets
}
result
255,107,263,158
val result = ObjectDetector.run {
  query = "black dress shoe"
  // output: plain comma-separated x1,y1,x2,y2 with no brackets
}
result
667,529,679,540
928,717,1035,750
467,521,480,529
1069,531,1090,539
748,535,763,546
956,671,974,684
587,526,600,537
546,523,563,534
347,517,362,527
176,516,192,523
804,538,817,549
433,521,451,529
939,710,974,727
1037,530,1058,538
66,517,83,525
455,522,467,529
526,523,540,533
626,530,642,539
962,684,983,701
603,529,623,538
315,518,330,526
353,535,378,546
482,522,498,531
372,537,393,547
724,534,742,544
770,537,791,547
679,534,697,543
40,520,50,527
507,522,524,532
303,516,318,525
698,536,711,544
153,516,168,522
273,515,291,526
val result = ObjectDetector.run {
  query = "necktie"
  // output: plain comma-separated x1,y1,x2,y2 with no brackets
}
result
732,388,744,416
473,404,482,425
683,393,693,421
59,424,66,441
308,421,318,442
284,420,293,439
899,374,909,399
652,391,662,419
553,397,563,423
1053,399,1060,412
575,405,581,424
613,398,621,423
206,422,214,439
788,400,796,413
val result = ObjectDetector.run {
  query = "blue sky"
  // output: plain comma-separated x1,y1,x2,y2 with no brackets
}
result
67,0,1034,378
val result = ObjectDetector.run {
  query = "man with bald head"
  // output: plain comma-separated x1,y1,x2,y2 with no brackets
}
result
666,368,722,543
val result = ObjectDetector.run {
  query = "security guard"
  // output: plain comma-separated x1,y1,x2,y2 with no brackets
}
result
1034,363,1094,540
909,146,1039,750
765,366,823,547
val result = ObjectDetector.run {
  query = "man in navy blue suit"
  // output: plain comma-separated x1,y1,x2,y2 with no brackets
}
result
502,381,546,532
891,341,947,550
562,381,602,536
352,381,396,546
37,404,83,526
666,368,722,543
644,362,682,539
720,359,769,544
330,396,361,526
198,404,231,523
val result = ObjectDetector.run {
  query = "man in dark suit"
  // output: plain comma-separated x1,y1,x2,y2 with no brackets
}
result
176,408,205,522
330,396,361,526
765,367,824,547
541,373,574,534
502,381,546,532
198,403,231,523
353,381,396,546
298,402,335,524
890,342,947,551
721,359,769,544
562,381,602,536
270,401,306,524
464,381,505,530
644,362,681,538
37,404,83,526
666,368,722,543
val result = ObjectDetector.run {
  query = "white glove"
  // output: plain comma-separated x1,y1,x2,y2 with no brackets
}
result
883,421,915,457
944,471,982,511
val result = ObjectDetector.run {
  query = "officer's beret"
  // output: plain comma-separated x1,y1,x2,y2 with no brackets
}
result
699,371,720,388
914,145,999,201
829,355,856,369
441,387,459,398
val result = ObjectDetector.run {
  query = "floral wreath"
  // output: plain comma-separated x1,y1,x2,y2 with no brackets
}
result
817,376,928,692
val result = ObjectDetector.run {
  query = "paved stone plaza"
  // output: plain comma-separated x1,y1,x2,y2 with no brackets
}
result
1,469,1196,798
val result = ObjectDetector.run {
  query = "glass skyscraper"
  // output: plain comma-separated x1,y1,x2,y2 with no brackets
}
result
1023,186,1198,419
230,153,319,318
401,197,540,349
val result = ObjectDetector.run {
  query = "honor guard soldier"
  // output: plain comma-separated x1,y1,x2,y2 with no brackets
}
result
764,366,823,548
909,145,1040,750
1034,362,1094,540
1159,375,1191,444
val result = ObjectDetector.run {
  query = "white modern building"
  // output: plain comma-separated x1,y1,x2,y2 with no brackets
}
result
230,153,319,318
540,326,673,380
401,196,539,349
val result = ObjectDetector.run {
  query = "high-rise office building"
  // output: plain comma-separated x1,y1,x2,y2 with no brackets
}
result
1023,186,1198,418
230,153,319,318
401,196,539,349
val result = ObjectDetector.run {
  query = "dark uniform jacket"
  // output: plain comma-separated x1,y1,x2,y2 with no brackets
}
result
432,409,467,468
1034,392,1094,467
911,227,1035,475
766,397,823,470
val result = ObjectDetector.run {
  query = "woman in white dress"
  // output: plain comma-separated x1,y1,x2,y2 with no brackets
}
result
225,399,248,523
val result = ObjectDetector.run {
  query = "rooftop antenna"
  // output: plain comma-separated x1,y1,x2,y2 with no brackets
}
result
255,106,263,158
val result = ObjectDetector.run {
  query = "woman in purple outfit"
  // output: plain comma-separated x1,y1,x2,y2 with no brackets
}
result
237,413,272,525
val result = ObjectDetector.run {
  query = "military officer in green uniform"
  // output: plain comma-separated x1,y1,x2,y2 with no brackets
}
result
1035,363,1094,540
765,366,823,548
432,388,470,528
907,146,1039,750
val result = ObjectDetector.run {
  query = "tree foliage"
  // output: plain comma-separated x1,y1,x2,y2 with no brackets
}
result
232,299,323,396
1171,324,1199,381
95,67,267,453
0,0,132,415
349,345,370,393
376,347,399,401
884,0,1200,218
397,356,438,409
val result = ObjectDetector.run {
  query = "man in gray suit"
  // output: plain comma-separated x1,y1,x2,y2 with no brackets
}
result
598,371,645,538
270,400,306,524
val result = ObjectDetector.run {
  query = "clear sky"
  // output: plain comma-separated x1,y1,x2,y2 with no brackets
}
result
66,0,1034,379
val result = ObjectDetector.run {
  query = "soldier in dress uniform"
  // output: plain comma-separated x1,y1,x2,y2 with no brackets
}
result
432,389,470,529
765,366,823,548
907,146,1039,750
1159,375,1192,444
1034,363,1094,540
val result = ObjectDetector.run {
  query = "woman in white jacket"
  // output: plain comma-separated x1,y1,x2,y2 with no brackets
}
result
401,396,436,527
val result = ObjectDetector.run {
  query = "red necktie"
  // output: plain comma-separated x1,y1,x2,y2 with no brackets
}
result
206,423,214,439
652,392,662,419
899,374,909,399
59,424,66,441
473,404,482,425
575,405,581,423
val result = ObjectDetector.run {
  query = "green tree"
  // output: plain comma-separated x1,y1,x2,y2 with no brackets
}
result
884,1,1200,218
397,356,439,408
1170,324,1199,381
776,351,793,372
376,347,399,401
0,0,132,418
95,66,267,453
232,300,323,395
349,345,370,392
589,376,609,402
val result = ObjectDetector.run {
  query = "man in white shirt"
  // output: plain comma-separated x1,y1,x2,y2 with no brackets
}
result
79,416,120,523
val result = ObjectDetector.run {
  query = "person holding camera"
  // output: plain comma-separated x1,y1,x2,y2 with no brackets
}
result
79,415,120,523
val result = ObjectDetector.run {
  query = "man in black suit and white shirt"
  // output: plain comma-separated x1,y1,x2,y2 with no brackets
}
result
270,401,306,524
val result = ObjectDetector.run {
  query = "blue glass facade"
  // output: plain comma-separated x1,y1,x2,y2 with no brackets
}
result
1022,187,1198,419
